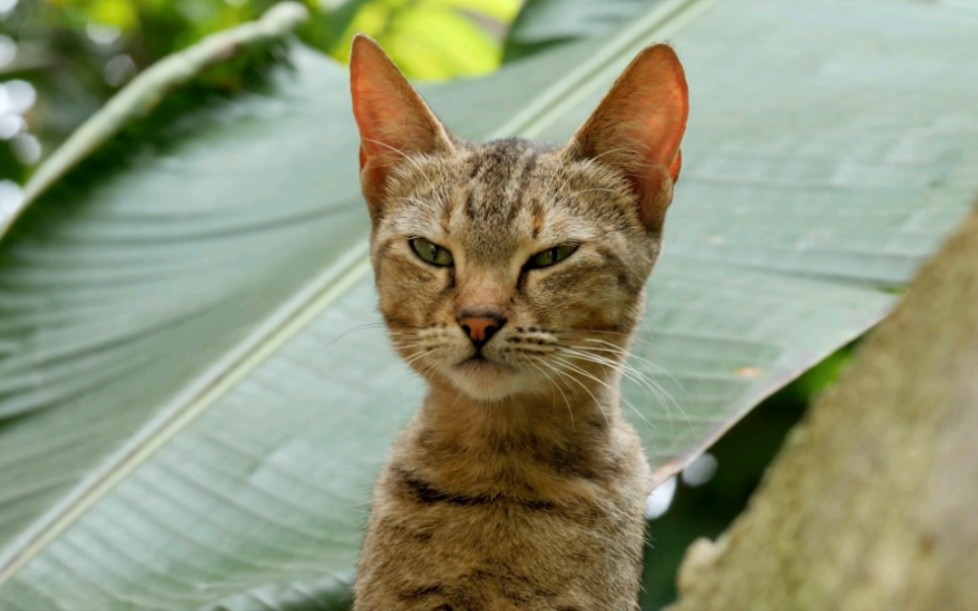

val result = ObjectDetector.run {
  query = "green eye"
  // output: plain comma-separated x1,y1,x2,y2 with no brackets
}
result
409,237,454,267
526,244,579,269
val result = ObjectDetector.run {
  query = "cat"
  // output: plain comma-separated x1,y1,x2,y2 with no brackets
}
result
349,33,688,610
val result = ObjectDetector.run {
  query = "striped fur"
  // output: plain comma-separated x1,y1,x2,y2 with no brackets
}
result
350,35,688,610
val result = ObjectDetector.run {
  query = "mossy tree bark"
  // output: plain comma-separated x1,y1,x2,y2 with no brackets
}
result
670,203,978,610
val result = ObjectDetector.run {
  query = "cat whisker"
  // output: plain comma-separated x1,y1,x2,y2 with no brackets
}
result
556,346,689,433
525,355,576,430
574,339,680,384
566,350,688,426
557,328,631,341
398,345,448,374
557,332,686,395
325,322,390,348
561,346,673,405
549,357,612,431
549,354,619,401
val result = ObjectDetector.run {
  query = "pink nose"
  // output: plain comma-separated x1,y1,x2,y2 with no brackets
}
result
458,314,506,348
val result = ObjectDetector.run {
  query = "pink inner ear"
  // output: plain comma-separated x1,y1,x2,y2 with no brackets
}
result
628,51,689,171
351,36,411,160
355,94,404,158
351,60,401,159
350,35,450,173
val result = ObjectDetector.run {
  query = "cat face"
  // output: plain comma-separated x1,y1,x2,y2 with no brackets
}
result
350,36,688,401
371,140,658,399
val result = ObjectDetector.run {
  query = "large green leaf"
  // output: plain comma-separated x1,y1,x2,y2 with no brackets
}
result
503,0,669,62
2,0,978,608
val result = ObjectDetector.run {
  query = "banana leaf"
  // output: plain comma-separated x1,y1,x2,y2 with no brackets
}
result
504,0,665,62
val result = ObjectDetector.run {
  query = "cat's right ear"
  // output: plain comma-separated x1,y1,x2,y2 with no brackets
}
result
350,35,455,216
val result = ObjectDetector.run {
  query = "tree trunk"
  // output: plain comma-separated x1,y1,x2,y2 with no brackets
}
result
670,202,978,610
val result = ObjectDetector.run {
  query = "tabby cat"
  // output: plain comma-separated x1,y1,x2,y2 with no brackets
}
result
350,34,688,610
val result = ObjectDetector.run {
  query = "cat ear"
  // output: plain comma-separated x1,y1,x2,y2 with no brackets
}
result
564,44,689,231
350,34,455,213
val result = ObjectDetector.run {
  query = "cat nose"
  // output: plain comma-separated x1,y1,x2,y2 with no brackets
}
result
457,310,507,349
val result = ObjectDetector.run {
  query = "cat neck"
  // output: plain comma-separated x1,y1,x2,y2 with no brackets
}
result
422,375,621,438
399,374,628,498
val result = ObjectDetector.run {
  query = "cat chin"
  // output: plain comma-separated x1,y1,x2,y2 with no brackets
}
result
442,360,531,401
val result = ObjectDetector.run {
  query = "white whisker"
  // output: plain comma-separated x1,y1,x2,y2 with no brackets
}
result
526,355,576,430
554,344,690,434
547,356,612,431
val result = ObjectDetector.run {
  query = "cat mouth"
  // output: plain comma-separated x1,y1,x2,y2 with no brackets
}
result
456,354,513,371
447,354,523,399
458,354,490,366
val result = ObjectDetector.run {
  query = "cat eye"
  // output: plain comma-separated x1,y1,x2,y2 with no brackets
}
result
525,244,579,269
409,237,454,267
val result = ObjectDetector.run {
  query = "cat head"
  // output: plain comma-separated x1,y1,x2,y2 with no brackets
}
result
350,35,688,402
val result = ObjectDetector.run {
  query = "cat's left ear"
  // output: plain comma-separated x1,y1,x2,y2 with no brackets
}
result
350,35,455,216
564,44,688,231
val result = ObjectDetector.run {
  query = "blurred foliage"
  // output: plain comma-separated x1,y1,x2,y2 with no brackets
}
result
325,0,519,78
504,0,655,62
641,345,855,608
0,0,519,192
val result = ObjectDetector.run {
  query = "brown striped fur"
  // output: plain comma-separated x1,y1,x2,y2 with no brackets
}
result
350,35,688,610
